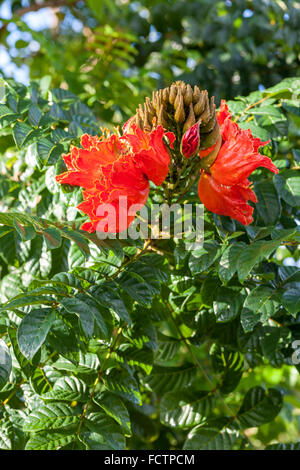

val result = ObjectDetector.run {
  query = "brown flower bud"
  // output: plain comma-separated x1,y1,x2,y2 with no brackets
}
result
169,84,177,105
183,103,196,133
136,112,143,128
193,86,201,103
198,91,210,124
162,87,169,103
200,122,220,150
146,96,155,114
174,88,182,110
174,93,185,123
184,84,193,106
138,104,144,120
201,113,216,133
158,104,168,128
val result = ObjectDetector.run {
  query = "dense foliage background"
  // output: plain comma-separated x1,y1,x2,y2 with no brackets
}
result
0,0,300,451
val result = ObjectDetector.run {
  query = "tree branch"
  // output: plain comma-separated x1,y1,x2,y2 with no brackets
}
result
14,0,78,17
0,0,78,35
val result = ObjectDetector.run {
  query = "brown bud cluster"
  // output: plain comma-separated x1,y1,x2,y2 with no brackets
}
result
133,81,220,150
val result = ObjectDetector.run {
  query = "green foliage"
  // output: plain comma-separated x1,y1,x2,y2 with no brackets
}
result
0,69,300,451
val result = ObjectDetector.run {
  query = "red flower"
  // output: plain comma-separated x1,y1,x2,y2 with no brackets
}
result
56,125,173,233
197,100,278,225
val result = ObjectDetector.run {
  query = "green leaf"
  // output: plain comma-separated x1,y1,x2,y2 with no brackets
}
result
155,333,180,361
0,339,12,389
254,180,281,225
13,121,35,148
43,228,62,249
278,266,300,284
0,420,13,450
261,326,288,366
210,344,244,393
15,39,29,49
237,386,283,428
93,391,131,435
30,366,52,395
17,308,56,360
42,376,88,402
0,103,18,126
183,418,239,450
90,285,131,325
274,172,300,207
237,239,283,282
117,271,157,306
238,122,269,141
79,412,126,450
13,220,36,241
24,403,79,432
52,87,78,102
282,288,300,317
213,287,243,323
1,292,55,311
218,242,245,284
37,138,64,165
245,105,283,118
129,406,159,443
241,287,279,332
262,78,300,99
28,104,42,127
25,430,75,450
104,368,142,405
189,241,221,274
8,327,37,378
60,296,108,338
53,352,100,374
60,297,94,338
62,229,90,257
160,390,215,428
144,364,196,395
116,343,153,374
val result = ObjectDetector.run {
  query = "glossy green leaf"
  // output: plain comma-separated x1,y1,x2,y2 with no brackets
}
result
17,308,56,360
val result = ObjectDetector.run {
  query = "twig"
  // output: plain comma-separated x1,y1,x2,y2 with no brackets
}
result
0,1,78,35
233,96,270,122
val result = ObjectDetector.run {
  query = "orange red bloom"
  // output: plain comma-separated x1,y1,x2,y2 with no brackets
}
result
56,124,173,233
56,98,279,233
196,100,278,225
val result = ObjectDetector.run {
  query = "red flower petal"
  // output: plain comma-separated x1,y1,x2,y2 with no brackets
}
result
206,102,278,186
78,183,149,233
210,130,277,186
217,99,231,127
80,221,96,233
56,134,127,191
124,124,173,185
198,172,256,226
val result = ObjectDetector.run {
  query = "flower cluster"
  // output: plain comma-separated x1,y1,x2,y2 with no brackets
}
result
56,94,279,232
56,123,174,232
